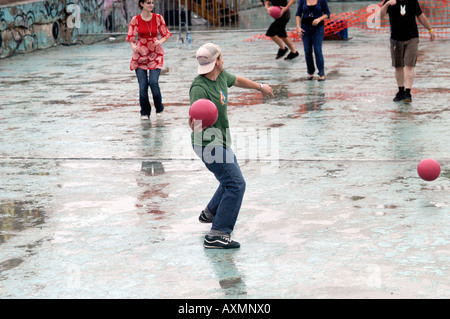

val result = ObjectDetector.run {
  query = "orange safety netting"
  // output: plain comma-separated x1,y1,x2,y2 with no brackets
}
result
245,0,450,41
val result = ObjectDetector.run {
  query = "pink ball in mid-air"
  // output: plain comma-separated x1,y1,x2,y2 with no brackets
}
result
269,6,282,19
417,158,441,181
189,99,218,129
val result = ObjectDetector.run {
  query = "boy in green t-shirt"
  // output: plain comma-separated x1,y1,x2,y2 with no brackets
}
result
189,43,273,249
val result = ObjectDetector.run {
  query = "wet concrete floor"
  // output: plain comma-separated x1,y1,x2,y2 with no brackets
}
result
1,5,449,298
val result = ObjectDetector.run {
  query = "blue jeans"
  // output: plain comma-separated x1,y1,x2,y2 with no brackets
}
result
302,24,325,76
193,145,246,236
135,68,164,116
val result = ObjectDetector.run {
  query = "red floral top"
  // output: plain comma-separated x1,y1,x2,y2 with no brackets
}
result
126,13,172,71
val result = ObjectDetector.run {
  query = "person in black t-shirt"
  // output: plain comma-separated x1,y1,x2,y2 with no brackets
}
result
264,0,299,60
380,0,435,103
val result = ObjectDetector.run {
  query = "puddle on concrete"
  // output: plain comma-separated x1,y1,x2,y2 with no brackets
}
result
0,201,45,244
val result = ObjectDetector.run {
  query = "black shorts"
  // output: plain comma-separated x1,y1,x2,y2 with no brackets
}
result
265,11,290,38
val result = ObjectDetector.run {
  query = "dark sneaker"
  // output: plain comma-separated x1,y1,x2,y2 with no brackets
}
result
198,210,213,223
393,91,405,102
284,51,299,60
203,235,240,249
404,92,412,103
276,47,288,60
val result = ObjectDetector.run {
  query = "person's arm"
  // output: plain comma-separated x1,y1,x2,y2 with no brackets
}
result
296,0,304,36
280,0,296,15
129,42,138,52
264,1,271,14
156,15,172,46
234,76,274,98
286,0,295,9
126,16,139,52
417,13,435,41
296,16,304,37
380,0,395,20
312,14,329,26
313,0,330,25
296,15,302,29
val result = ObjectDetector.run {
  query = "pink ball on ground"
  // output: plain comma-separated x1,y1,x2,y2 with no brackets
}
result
417,158,441,181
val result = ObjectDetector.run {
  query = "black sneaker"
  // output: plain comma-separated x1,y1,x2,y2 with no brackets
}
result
404,92,412,103
284,51,299,60
203,235,240,249
276,47,288,60
393,91,405,102
198,210,213,223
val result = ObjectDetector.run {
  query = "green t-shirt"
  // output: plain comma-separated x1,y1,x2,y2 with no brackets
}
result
189,70,237,147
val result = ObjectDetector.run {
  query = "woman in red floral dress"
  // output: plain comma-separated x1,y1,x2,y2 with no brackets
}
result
127,0,172,119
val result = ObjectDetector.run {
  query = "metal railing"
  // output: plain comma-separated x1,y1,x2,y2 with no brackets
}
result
104,0,264,35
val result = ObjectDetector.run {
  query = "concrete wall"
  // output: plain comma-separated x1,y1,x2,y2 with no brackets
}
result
0,0,130,59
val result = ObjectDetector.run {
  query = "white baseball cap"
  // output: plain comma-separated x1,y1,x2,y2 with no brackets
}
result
196,43,221,75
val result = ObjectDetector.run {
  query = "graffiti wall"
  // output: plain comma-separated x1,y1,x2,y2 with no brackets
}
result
0,0,129,59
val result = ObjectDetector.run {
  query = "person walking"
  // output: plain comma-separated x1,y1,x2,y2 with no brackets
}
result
380,0,435,103
264,0,299,60
126,0,172,119
296,0,330,81
189,43,274,249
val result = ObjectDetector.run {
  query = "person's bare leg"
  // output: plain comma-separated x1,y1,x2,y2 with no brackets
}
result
404,66,414,89
271,35,286,49
271,36,288,59
395,67,404,87
282,37,297,53
403,66,414,102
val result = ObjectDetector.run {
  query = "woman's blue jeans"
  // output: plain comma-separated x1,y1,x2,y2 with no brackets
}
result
302,24,325,76
135,68,164,116
193,145,246,236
